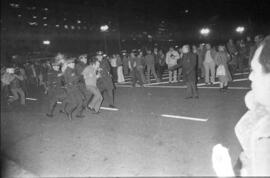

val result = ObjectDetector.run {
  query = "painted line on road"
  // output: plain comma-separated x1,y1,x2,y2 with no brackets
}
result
100,107,119,111
8,96,38,101
161,114,208,122
141,85,250,90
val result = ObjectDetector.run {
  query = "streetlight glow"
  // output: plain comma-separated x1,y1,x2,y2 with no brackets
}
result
43,40,50,45
236,26,245,33
200,28,210,36
100,25,109,32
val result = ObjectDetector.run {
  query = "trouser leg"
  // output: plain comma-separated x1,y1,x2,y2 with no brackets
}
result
173,70,177,82
191,81,198,97
178,68,182,80
147,65,151,83
17,88,25,105
169,70,172,82
210,62,216,83
87,86,103,112
204,62,210,83
186,82,192,97
151,65,160,82
9,88,19,103
138,67,146,83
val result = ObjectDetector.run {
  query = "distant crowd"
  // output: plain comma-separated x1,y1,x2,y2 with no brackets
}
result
0,34,265,115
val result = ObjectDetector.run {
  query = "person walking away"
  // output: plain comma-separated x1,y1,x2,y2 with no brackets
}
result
203,43,217,85
166,47,180,83
145,49,160,83
7,67,26,105
215,45,232,92
136,51,146,83
182,45,198,99
116,54,125,83
82,59,103,114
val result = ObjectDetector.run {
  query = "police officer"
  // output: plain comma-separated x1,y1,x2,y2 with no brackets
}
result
56,55,85,120
96,51,116,108
46,62,67,117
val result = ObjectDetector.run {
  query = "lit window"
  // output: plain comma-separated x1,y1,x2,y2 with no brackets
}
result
33,16,37,19
64,25,68,29
43,24,48,26
18,14,22,18
43,17,47,20
44,8,48,11
77,20,81,24
71,25,75,30
56,24,60,28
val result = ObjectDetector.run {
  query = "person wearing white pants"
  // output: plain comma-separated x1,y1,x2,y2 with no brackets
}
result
166,47,180,83
116,54,125,83
204,44,217,85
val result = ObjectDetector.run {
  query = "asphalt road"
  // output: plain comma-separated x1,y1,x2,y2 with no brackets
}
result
1,71,249,177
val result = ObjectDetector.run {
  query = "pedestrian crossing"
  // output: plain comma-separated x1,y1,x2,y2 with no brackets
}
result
116,70,250,89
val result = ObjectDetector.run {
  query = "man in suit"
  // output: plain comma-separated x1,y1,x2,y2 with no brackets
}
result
182,45,199,99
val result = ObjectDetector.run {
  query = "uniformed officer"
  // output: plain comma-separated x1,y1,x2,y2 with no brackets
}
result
46,62,67,117
96,51,116,108
55,55,85,120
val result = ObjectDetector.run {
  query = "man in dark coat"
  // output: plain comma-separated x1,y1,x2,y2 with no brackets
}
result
75,54,92,116
182,45,199,99
46,63,67,117
96,52,116,108
61,59,84,120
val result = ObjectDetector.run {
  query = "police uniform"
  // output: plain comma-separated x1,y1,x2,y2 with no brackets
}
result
97,57,115,107
62,67,84,119
46,69,67,117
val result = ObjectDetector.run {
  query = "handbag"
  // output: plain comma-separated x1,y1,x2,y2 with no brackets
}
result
216,65,226,76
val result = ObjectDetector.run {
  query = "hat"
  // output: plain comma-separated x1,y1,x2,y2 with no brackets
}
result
96,51,103,55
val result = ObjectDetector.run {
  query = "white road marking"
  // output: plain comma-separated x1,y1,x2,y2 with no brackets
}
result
234,72,249,76
100,107,119,111
161,114,208,122
26,97,38,101
141,85,250,90
233,78,249,82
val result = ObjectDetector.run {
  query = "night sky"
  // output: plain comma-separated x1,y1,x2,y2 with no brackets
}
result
1,0,270,54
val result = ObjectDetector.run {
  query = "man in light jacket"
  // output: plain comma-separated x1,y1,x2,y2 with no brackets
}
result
166,47,180,83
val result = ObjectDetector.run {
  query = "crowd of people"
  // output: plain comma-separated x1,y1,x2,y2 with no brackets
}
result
0,34,265,117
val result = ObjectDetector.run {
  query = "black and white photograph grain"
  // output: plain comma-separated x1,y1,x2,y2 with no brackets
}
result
1,0,270,177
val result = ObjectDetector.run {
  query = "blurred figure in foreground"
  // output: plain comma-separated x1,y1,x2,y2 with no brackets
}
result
234,35,270,176
212,36,270,177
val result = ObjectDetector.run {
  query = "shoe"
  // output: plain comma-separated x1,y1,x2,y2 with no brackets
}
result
109,105,116,108
92,111,100,114
87,106,95,111
76,114,85,118
184,96,193,99
46,113,53,117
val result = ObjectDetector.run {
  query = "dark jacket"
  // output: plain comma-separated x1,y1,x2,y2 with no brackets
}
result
182,52,197,82
97,59,114,91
